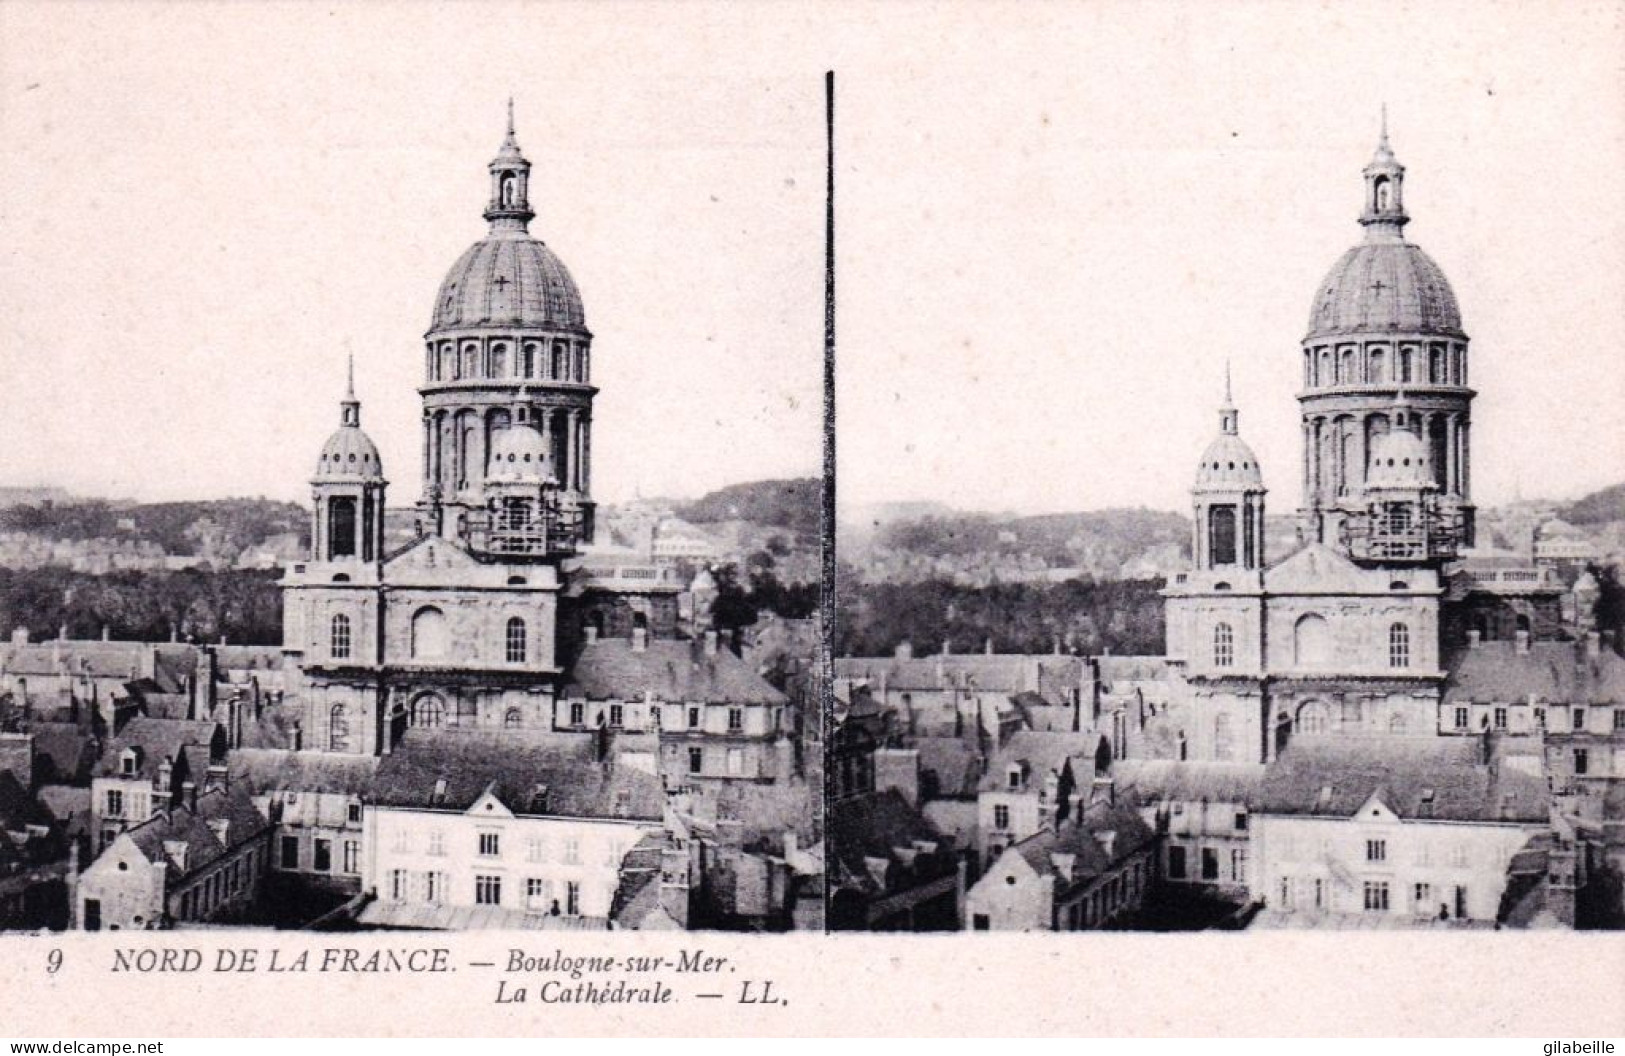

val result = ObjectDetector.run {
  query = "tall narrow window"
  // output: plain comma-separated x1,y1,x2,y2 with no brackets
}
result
328,497,357,559
1208,505,1237,567
329,705,350,752
506,617,527,663
1212,623,1235,668
330,614,352,660
1388,622,1410,669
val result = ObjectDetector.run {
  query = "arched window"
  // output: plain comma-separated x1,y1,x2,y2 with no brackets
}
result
328,497,357,559
1294,614,1331,669
551,342,567,380
411,695,445,729
1399,347,1413,383
1388,623,1410,669
1212,623,1235,668
1374,176,1391,211
501,174,516,206
522,343,537,378
1369,348,1385,384
503,708,522,729
1429,346,1444,384
1214,713,1234,761
461,344,478,379
1298,701,1330,735
411,607,448,660
505,617,527,664
1339,347,1355,384
490,344,507,377
330,705,350,752
330,614,352,660
1208,505,1237,567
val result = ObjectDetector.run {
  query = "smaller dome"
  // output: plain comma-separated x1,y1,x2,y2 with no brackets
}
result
1195,433,1264,491
486,424,554,483
315,426,384,481
1365,428,1432,490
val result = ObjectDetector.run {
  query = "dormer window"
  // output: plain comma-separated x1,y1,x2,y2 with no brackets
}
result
120,750,138,777
1007,766,1022,791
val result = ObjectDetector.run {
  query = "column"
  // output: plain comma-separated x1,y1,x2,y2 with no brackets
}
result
580,414,591,495
1352,414,1368,494
422,415,432,488
540,408,556,478
566,409,581,491
1302,420,1313,506
1445,414,1459,496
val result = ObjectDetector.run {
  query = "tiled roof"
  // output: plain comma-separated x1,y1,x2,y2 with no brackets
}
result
1254,736,1548,823
915,736,981,799
1008,800,1157,890
1113,760,1267,805
228,749,380,796
25,722,96,785
827,789,949,893
978,731,1093,793
1,641,144,679
565,638,785,706
1443,640,1625,705
0,771,50,831
125,784,270,880
369,729,664,821
94,717,221,779
609,831,668,927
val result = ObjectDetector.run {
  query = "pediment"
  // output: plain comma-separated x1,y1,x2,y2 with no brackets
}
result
1264,543,1376,593
1354,790,1398,823
466,786,515,820
384,535,481,576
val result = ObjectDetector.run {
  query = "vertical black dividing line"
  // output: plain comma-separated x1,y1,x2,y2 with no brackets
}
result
819,68,837,931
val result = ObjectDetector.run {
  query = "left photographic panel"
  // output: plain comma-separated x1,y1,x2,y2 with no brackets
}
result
0,15,826,937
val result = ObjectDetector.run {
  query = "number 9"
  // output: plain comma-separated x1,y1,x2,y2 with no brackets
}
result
47,949,63,975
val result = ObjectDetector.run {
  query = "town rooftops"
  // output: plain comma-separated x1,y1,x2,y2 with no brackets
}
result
123,784,270,881
1255,736,1548,824
1443,638,1625,706
915,736,981,799
564,637,786,706
369,729,664,822
0,771,51,832
827,788,954,894
834,652,1088,703
228,748,381,797
94,716,222,780
1007,800,1157,891
1113,760,1267,806
25,722,97,785
978,731,1093,793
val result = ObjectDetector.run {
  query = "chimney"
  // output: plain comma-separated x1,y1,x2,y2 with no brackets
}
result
584,624,599,645
205,762,229,791
1515,629,1530,655
895,640,912,661
157,760,174,802
1094,830,1118,860
1467,629,1481,648
1585,631,1601,659
100,626,110,642
207,818,230,846
57,623,67,641
631,627,649,652
704,630,719,657
10,627,28,645
182,780,197,812
984,637,994,656
942,639,952,657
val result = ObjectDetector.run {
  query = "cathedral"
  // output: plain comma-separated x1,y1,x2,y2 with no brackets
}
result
1162,121,1486,764
279,109,683,756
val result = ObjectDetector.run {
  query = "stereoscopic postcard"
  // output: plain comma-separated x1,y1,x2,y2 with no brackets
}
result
0,0,1621,1039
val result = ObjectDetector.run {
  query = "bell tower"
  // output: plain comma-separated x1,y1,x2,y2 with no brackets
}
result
1192,369,1267,572
311,358,388,564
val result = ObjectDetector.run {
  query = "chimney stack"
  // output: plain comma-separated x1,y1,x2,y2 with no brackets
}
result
1585,631,1601,659
584,623,599,645
182,780,197,812
1467,629,1481,648
703,629,719,657
631,627,649,653
1515,629,1531,655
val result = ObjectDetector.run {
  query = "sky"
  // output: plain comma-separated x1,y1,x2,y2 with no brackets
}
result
3,2,1622,518
832,1,1625,516
0,4,826,506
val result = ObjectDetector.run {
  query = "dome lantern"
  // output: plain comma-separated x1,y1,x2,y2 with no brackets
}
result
1360,105,1408,239
484,98,535,230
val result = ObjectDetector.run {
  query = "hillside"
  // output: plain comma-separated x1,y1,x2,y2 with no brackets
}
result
676,478,821,539
1562,482,1625,527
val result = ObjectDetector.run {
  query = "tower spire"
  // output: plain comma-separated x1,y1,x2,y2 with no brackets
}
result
341,357,360,428
485,98,534,229
1361,107,1407,238
1219,364,1238,435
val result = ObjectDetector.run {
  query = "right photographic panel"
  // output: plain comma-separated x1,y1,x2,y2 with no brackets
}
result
827,6,1625,933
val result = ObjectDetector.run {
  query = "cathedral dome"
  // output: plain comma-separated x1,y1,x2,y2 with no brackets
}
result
1365,427,1432,490
429,231,585,334
315,423,384,481
1195,433,1264,491
1306,240,1462,341
486,423,553,483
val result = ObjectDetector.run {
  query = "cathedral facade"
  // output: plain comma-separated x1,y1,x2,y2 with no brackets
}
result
1162,125,1474,764
280,112,681,757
